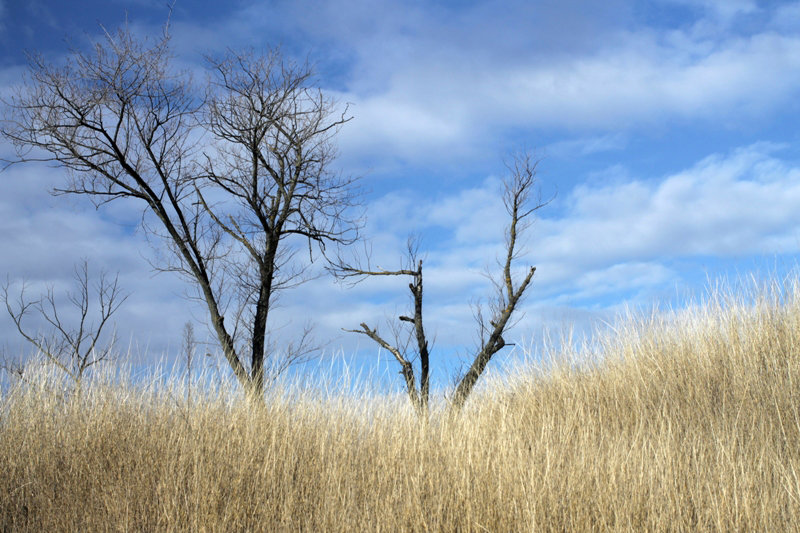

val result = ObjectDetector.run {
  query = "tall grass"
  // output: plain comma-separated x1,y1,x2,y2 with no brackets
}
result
2,278,800,531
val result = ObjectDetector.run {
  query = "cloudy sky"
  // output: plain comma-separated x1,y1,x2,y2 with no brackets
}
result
1,0,799,388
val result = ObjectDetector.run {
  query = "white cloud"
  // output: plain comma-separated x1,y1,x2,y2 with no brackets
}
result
533,143,800,290
422,178,506,245
558,262,679,304
326,11,800,160
519,33,800,122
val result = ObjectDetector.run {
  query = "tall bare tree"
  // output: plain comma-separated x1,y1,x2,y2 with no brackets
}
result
2,260,126,386
2,21,359,396
339,153,545,414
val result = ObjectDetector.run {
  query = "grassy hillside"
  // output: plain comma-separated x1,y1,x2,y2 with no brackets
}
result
2,279,800,531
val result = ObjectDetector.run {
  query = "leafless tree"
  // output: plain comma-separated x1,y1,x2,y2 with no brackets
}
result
339,153,545,414
1,260,127,386
342,237,431,414
2,21,360,397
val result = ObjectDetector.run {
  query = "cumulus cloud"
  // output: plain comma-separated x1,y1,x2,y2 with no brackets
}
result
243,0,791,161
532,144,800,291
337,29,800,161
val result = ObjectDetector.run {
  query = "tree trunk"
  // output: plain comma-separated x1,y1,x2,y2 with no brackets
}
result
251,244,277,395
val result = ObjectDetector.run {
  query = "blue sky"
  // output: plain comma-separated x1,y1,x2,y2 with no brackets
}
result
1,0,800,388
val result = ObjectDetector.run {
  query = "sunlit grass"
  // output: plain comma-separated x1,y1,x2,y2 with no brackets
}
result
2,277,800,531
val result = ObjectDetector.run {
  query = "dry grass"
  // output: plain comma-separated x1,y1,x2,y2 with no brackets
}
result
2,278,800,531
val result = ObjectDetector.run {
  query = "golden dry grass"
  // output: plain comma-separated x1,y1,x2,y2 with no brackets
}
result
2,278,800,531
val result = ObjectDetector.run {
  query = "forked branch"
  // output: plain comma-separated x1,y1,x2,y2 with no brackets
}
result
343,244,430,413
343,152,546,415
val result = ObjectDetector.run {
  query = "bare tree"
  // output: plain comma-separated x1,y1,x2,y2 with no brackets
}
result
2,21,360,396
2,260,127,385
343,237,431,414
197,50,358,392
339,153,545,414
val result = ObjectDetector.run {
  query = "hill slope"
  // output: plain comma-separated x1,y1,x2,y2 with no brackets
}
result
2,279,799,531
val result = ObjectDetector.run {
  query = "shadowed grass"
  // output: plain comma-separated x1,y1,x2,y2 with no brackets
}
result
2,277,800,531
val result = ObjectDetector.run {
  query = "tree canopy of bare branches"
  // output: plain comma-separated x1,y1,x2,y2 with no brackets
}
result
339,153,545,415
2,260,127,385
2,21,360,396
